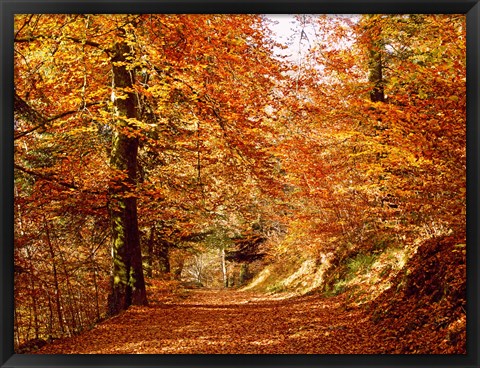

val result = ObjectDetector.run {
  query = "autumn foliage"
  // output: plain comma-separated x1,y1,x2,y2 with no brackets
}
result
13,14,466,354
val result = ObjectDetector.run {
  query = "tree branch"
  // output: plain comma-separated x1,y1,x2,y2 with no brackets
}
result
14,163,104,195
14,91,103,140
14,163,77,190
15,35,103,50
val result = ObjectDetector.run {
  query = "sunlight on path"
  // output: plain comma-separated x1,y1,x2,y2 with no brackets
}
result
34,287,385,354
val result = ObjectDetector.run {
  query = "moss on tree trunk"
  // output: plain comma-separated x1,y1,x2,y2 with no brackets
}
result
107,39,147,316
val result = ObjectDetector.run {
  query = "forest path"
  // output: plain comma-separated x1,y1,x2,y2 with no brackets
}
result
35,281,385,354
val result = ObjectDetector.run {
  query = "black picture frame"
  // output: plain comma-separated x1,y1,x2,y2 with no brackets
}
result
1,1,478,367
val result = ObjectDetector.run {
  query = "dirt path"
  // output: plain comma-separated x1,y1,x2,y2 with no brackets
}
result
34,283,385,354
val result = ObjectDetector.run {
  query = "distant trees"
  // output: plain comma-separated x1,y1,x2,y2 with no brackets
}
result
271,13,465,270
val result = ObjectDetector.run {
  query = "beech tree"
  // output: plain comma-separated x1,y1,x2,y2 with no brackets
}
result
107,31,147,315
267,13,465,264
14,13,284,327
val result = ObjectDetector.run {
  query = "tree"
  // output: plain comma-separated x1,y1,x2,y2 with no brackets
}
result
14,13,286,343
266,13,465,268
107,29,147,315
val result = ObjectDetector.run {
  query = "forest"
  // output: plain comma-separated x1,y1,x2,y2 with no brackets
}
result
13,14,466,354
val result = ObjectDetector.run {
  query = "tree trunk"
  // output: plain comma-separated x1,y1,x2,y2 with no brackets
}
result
365,16,385,103
43,218,65,335
25,246,40,340
15,184,40,340
239,263,250,285
91,250,101,321
107,39,147,316
147,225,155,278
369,48,385,103
158,240,171,275
220,248,228,288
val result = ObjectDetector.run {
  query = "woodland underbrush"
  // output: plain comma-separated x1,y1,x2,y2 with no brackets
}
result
367,233,467,353
317,231,467,353
244,229,411,299
247,228,467,354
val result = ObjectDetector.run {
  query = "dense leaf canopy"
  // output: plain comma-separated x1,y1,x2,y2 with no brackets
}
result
14,14,465,354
